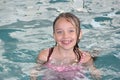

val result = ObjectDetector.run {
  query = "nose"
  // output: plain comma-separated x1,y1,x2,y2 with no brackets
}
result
63,32,69,38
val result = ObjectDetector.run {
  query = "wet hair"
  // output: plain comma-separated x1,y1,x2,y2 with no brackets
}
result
53,12,82,62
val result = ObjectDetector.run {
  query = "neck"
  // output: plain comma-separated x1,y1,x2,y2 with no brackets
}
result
57,46,74,57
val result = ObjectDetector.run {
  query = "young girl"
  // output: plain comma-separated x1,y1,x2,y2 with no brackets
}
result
30,12,101,80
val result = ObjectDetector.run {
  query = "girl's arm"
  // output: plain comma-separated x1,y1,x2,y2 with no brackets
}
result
82,51,101,80
30,59,45,80
87,57,101,80
30,49,48,80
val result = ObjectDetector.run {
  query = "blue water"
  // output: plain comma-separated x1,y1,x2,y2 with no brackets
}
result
0,0,120,80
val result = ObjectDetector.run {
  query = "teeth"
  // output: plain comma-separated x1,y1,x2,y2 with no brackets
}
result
61,40,72,44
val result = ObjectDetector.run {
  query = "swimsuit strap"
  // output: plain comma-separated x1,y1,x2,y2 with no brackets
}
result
47,47,54,62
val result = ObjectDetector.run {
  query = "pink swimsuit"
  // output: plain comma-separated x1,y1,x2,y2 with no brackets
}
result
46,62,83,72
45,52,86,72
41,48,88,80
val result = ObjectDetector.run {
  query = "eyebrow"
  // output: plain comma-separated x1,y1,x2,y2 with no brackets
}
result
55,27,76,30
55,28,62,31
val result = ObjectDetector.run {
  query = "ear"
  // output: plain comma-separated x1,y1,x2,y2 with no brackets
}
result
79,30,82,39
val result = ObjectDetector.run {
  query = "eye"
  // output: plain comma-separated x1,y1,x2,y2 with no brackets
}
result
69,29,75,33
56,30,63,34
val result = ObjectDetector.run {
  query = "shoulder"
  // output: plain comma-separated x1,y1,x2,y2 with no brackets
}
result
80,51,92,64
37,48,50,62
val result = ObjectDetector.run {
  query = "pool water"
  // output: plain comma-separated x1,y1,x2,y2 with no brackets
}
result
0,0,120,80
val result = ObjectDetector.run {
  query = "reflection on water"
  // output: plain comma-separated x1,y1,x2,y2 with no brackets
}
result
0,0,120,80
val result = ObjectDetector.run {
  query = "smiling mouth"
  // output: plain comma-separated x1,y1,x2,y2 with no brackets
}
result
61,40,73,45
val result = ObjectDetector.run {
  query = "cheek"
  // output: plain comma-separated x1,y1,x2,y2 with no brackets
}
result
54,34,61,41
72,33,77,39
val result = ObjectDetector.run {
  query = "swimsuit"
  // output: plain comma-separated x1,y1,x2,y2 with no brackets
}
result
41,47,89,80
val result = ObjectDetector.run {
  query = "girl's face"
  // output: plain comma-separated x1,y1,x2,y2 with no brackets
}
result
54,18,78,50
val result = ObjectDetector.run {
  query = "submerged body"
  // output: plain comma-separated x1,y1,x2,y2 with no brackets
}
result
35,47,92,80
42,61,88,80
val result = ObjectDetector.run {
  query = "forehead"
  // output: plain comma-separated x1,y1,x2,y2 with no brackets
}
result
54,18,76,29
